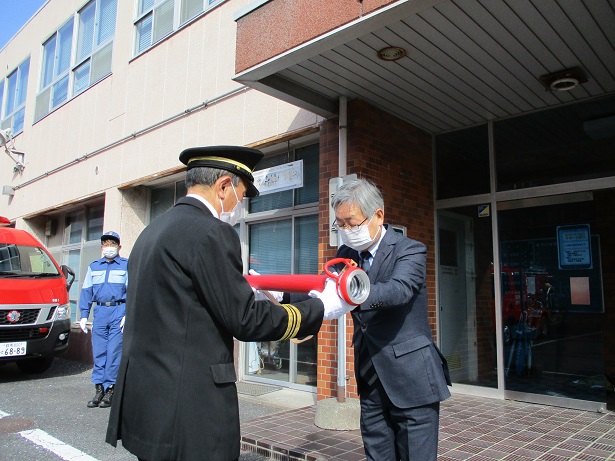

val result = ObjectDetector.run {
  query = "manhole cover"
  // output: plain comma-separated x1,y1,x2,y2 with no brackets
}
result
0,417,35,434
237,382,282,396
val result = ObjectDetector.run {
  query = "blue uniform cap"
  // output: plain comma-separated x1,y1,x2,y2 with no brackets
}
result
101,231,120,244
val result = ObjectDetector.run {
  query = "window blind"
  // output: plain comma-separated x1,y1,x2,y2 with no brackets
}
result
41,37,56,88
153,0,175,43
73,63,90,95
249,220,292,275
77,3,95,60
294,215,318,274
90,42,113,84
57,22,74,76
15,59,30,108
97,0,117,45
51,76,69,109
136,15,153,53
139,0,155,15
5,72,16,114
181,0,202,23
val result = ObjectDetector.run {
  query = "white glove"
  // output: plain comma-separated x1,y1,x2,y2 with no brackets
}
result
79,318,88,333
249,269,284,302
120,316,125,332
310,278,355,320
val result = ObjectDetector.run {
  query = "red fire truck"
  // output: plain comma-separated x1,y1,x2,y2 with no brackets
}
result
498,267,556,343
0,216,74,373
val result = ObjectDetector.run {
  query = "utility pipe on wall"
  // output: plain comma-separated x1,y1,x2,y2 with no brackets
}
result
337,96,348,402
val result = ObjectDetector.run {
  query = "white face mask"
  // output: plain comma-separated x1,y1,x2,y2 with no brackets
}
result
219,183,243,227
102,247,118,259
339,215,377,252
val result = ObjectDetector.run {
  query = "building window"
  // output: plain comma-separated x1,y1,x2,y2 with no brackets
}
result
48,205,105,322
150,179,187,222
35,0,117,122
73,0,117,96
134,0,223,55
0,57,30,135
245,142,320,388
435,124,489,200
494,94,615,191
249,143,319,213
36,19,74,121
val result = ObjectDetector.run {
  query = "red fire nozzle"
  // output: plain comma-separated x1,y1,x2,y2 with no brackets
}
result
245,258,370,306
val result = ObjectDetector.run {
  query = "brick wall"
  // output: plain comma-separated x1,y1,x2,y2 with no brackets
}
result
236,0,397,73
317,99,434,399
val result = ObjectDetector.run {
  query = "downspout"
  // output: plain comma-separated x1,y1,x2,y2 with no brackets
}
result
337,96,348,402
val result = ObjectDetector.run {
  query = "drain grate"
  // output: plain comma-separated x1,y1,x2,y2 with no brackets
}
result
236,382,282,396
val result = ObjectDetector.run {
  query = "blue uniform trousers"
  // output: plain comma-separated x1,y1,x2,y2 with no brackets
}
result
91,302,125,389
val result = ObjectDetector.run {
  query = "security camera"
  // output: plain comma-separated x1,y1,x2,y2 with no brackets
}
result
0,128,11,147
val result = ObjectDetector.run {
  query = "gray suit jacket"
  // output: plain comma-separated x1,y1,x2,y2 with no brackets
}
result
337,224,451,408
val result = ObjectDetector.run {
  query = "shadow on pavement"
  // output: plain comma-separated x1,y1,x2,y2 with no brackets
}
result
0,357,91,384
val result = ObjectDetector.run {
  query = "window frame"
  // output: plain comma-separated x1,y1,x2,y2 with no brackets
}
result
148,178,187,224
1,57,31,135
36,18,75,121
34,0,118,123
72,0,118,96
133,0,224,56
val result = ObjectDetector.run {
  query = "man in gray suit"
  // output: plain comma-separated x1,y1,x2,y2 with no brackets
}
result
332,178,451,461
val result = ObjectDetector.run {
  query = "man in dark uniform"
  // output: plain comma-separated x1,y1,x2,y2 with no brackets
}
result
106,146,352,461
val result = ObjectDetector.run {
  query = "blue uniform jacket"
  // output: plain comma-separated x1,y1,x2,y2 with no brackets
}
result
79,256,128,319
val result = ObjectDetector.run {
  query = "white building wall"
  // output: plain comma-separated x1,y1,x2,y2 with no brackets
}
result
0,0,322,243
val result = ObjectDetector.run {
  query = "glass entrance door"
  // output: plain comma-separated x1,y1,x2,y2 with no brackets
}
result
437,206,497,390
497,193,611,409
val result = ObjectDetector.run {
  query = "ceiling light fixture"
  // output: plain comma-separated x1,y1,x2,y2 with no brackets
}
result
377,46,406,61
538,66,588,92
549,77,579,91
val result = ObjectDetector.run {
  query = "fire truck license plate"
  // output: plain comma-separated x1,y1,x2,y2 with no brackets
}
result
0,342,27,357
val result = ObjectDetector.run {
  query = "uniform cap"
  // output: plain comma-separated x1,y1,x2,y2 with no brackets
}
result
101,231,120,244
179,145,264,197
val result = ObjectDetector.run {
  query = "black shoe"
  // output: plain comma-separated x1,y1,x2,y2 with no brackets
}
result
99,385,114,408
87,384,104,408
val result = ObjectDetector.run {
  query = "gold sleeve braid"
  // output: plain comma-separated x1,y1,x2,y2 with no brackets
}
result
278,303,302,340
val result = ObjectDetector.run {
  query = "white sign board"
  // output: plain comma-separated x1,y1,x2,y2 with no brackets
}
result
253,160,303,196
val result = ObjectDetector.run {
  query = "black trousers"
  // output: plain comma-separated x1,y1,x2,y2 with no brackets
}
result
359,378,440,461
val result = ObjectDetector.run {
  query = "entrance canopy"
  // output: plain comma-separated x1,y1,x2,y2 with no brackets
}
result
234,0,615,134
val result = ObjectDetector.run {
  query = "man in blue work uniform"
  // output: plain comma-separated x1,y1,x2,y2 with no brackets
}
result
79,231,128,408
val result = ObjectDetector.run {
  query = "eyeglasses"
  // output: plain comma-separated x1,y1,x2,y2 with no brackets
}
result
333,215,370,234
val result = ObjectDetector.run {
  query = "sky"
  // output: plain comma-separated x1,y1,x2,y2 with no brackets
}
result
0,0,48,50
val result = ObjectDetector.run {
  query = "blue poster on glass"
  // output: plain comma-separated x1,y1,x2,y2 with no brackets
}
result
557,224,592,270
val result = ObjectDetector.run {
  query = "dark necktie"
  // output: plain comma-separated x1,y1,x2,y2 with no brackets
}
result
359,251,371,274
357,250,377,387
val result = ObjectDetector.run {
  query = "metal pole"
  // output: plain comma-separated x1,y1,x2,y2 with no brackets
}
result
337,96,348,402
